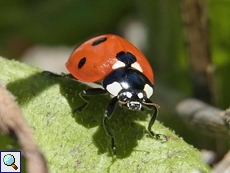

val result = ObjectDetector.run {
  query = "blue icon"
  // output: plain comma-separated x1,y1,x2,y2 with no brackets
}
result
3,154,18,170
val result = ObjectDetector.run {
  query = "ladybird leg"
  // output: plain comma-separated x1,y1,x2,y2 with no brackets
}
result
74,88,107,112
42,71,77,80
103,97,118,154
144,99,167,142
42,71,59,77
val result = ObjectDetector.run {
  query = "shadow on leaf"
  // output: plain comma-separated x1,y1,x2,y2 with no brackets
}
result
7,71,153,158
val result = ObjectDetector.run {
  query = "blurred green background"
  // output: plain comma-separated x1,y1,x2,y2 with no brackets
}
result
0,0,230,163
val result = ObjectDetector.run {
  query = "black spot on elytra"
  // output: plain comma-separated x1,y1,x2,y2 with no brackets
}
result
92,37,107,46
116,51,137,67
78,57,86,68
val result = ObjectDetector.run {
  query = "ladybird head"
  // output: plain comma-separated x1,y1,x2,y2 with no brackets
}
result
117,89,147,111
102,68,154,110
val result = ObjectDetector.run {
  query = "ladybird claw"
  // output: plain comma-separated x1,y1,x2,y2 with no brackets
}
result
155,134,161,139
42,71,59,77
156,134,168,142
150,131,168,142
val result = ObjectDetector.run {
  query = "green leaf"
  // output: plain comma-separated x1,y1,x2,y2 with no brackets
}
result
0,57,210,172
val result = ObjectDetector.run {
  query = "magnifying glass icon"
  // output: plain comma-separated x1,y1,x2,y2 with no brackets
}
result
3,154,18,170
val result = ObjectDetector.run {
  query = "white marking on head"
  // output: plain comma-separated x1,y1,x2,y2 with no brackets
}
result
106,82,122,96
137,92,144,99
127,101,142,110
144,84,153,98
112,60,126,69
131,62,143,72
121,82,129,89
126,92,132,98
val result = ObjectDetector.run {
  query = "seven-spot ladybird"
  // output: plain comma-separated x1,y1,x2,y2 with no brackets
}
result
66,34,167,154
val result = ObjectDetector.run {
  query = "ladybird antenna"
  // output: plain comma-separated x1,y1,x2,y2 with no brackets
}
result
118,101,127,105
144,102,160,108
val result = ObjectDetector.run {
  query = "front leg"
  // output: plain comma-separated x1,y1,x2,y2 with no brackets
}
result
144,99,167,141
103,97,118,154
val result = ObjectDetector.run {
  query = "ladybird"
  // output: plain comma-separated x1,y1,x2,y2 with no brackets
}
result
66,34,167,154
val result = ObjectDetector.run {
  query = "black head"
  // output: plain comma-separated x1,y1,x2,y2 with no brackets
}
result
117,89,148,110
102,68,154,111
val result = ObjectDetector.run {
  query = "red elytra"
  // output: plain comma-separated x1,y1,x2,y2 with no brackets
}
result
66,34,154,84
